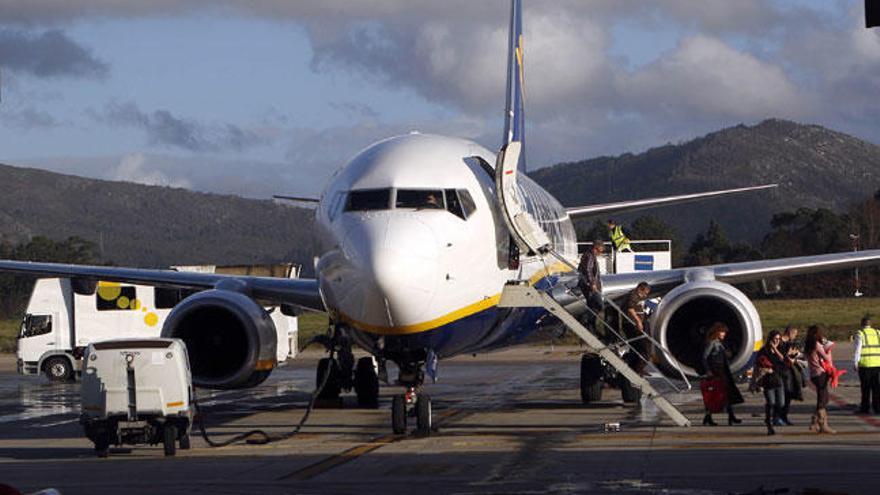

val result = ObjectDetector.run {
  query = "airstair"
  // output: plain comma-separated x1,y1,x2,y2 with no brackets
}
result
492,140,691,427
498,281,692,427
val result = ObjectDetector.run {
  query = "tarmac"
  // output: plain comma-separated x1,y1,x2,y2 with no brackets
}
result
0,343,878,495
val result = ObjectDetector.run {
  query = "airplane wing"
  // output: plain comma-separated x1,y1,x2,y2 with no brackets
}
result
601,249,880,295
565,184,777,219
0,260,325,312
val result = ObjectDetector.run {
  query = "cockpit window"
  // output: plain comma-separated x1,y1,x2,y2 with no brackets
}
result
444,189,464,219
458,189,477,218
345,189,392,211
396,190,445,210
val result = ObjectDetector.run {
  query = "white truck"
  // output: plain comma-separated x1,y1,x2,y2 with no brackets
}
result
16,264,300,382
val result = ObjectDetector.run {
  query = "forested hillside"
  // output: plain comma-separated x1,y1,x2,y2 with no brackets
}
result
531,119,880,242
0,163,318,268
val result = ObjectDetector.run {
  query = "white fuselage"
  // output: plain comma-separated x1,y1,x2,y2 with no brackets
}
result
314,133,577,351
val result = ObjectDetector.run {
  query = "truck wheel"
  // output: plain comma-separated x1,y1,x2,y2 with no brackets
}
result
163,425,177,457
44,356,74,382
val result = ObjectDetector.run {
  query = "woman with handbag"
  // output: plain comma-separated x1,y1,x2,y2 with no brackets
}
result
754,330,787,435
701,322,745,426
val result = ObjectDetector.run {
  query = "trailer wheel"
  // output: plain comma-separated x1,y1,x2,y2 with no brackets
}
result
43,356,74,382
163,425,177,457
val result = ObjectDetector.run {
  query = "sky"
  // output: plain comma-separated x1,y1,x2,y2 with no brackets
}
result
1,0,878,199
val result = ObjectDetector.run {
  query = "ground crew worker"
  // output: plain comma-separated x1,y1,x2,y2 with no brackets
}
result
607,220,632,252
577,238,605,332
853,316,880,414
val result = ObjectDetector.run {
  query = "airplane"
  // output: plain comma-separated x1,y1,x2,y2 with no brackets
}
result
4,0,880,436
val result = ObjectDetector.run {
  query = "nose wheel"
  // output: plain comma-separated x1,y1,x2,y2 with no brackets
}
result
391,388,432,436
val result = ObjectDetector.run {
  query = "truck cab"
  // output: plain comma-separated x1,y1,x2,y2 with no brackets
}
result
17,278,74,379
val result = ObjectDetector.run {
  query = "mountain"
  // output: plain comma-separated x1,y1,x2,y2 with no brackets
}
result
530,119,880,242
0,163,319,269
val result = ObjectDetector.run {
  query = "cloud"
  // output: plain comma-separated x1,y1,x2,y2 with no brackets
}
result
0,29,108,79
100,101,273,152
110,153,193,188
621,35,806,120
0,107,60,130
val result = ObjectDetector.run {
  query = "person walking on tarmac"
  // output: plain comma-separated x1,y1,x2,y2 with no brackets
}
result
778,325,804,425
853,316,880,415
607,220,632,253
805,325,836,433
752,330,787,435
701,322,744,426
577,238,605,333
622,282,651,374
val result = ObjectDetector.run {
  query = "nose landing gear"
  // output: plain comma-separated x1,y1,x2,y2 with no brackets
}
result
391,386,432,436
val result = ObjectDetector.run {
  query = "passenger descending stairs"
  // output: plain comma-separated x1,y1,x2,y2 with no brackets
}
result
498,282,692,427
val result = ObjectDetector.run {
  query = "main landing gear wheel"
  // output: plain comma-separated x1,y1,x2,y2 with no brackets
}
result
416,394,432,436
163,424,177,457
316,357,342,401
179,431,191,450
354,357,380,408
620,378,642,404
391,395,407,434
580,354,603,403
94,438,110,458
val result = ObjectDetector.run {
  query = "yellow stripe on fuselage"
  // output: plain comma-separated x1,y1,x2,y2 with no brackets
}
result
339,261,573,336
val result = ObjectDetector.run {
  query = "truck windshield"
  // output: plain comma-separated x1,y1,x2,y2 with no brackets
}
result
20,314,52,338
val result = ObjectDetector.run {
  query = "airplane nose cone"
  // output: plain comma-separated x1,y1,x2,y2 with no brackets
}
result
336,216,440,329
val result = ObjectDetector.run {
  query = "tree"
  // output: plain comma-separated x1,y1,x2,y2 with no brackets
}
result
628,215,684,265
0,237,100,319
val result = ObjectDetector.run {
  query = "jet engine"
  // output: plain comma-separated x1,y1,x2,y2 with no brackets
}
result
650,279,761,378
161,289,278,389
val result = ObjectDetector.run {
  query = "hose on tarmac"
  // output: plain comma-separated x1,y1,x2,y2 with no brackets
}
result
193,348,333,447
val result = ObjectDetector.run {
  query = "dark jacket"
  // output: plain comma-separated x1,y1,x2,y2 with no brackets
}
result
702,339,745,406
577,249,602,294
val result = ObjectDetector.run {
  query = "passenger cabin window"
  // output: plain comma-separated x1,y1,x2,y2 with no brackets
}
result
20,314,52,338
344,189,392,211
396,189,445,210
96,286,137,311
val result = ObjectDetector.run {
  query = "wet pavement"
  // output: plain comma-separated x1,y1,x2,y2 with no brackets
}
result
0,345,878,494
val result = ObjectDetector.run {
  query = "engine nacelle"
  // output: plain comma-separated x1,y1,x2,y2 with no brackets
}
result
161,289,278,389
650,280,761,378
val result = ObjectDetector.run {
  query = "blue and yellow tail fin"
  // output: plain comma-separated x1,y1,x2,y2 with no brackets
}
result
502,0,526,171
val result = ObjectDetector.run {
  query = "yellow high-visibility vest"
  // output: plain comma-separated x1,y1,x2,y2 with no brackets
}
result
858,326,880,368
610,225,631,251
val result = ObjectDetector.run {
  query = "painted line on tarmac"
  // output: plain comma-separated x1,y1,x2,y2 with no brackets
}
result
829,391,880,428
277,408,464,481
